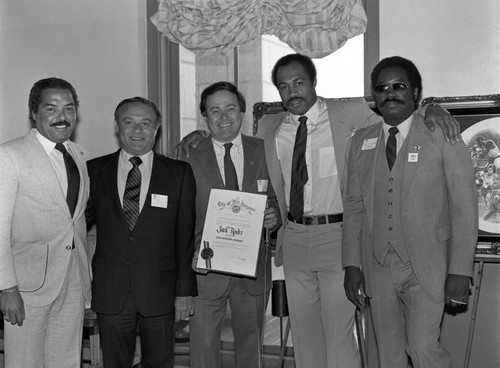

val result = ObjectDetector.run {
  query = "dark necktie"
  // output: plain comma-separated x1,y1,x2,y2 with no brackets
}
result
123,156,142,231
386,127,399,171
289,116,309,220
55,143,80,217
224,143,239,191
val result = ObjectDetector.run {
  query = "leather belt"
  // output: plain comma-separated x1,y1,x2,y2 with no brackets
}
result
287,212,343,226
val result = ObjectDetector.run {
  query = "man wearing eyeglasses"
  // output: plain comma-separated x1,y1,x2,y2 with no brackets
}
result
86,97,197,367
342,56,478,367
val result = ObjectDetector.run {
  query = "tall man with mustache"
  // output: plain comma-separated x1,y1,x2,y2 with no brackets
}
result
342,56,477,367
0,78,92,367
175,53,460,368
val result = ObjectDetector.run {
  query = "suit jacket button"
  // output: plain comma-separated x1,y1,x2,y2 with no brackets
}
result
129,236,134,241
66,245,72,250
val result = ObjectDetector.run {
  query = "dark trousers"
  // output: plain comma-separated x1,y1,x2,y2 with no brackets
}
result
98,288,174,368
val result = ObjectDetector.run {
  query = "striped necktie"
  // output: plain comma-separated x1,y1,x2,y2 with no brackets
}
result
224,143,239,191
123,156,142,230
289,116,308,220
386,127,399,171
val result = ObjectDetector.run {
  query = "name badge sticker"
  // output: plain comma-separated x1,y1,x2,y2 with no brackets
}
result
362,137,378,150
151,194,168,208
257,179,268,193
408,153,419,162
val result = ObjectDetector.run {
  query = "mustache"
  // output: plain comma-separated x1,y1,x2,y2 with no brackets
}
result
50,120,71,127
381,98,404,107
286,96,305,105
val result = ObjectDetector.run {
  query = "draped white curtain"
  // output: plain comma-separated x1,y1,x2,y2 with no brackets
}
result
150,0,367,58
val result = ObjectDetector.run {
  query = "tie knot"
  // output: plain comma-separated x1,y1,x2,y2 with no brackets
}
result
55,143,67,154
389,127,399,136
298,116,307,125
129,156,142,167
224,143,233,154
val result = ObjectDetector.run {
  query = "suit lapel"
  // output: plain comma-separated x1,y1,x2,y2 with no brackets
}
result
198,139,226,189
265,118,285,197
327,100,348,177
102,151,130,230
25,131,69,215
242,136,258,192
134,152,162,231
401,115,426,204
359,125,383,235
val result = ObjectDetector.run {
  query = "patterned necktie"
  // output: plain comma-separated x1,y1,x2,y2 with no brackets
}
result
224,143,239,191
386,127,399,171
55,143,80,216
289,116,309,220
123,156,142,231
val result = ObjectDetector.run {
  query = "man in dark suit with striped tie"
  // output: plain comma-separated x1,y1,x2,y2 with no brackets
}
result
86,97,197,367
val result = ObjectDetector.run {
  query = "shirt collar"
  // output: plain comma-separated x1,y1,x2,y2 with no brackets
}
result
35,129,68,155
286,98,322,126
119,148,154,167
212,133,243,153
383,113,414,140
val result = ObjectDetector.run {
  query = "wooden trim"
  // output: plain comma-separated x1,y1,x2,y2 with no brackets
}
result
364,0,379,96
146,0,180,156
160,41,180,156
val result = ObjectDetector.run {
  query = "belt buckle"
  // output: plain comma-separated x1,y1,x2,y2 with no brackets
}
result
302,216,314,225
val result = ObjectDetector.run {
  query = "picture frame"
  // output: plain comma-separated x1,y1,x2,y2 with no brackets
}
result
423,94,500,251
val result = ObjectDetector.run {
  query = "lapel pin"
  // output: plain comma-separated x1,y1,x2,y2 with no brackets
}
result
414,144,421,151
347,127,358,140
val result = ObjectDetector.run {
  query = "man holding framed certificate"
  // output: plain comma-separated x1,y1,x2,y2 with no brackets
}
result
181,81,281,368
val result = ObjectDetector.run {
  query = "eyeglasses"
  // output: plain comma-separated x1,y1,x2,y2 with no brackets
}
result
373,82,410,94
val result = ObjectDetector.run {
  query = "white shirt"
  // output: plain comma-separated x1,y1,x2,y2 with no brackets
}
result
382,113,413,154
117,149,154,211
276,97,343,215
36,130,69,197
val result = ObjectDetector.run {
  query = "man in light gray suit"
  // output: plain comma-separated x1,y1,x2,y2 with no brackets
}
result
343,57,478,367
0,78,92,367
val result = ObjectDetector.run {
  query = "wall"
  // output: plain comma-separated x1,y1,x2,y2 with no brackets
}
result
379,0,500,98
0,0,148,159
379,1,500,367
193,38,263,138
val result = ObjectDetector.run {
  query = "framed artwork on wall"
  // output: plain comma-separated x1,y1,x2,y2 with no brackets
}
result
423,94,500,254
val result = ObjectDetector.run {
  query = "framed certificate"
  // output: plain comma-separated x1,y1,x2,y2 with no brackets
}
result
196,189,268,276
